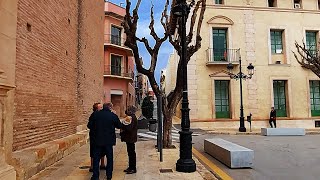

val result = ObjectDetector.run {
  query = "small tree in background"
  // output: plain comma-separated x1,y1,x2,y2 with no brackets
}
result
293,41,320,77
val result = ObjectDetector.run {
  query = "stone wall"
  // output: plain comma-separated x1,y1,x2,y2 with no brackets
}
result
13,0,104,151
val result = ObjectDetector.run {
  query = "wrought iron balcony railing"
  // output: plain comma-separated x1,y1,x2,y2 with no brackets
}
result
206,48,240,64
104,65,134,79
104,34,126,46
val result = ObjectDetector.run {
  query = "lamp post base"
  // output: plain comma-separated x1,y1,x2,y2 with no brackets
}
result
239,126,246,132
176,158,196,173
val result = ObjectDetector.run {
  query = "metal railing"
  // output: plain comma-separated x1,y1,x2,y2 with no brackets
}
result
104,34,126,46
206,48,240,63
104,65,134,79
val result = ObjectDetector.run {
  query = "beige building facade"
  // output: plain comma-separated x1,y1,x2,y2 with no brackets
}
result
165,0,320,129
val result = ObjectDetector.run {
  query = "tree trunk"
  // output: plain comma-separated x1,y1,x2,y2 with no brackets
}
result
163,108,173,148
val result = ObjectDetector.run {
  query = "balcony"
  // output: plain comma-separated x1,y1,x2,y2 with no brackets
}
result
104,34,133,56
206,48,240,65
104,65,134,80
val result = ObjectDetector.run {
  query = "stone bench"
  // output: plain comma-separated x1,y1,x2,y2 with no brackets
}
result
204,138,254,168
261,128,305,136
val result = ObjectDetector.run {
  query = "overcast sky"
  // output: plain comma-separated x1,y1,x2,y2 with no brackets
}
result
107,0,174,83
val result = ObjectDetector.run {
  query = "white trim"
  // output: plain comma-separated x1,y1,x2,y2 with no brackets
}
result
110,89,123,95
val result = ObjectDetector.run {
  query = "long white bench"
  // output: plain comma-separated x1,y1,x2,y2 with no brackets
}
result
204,138,254,168
261,128,305,136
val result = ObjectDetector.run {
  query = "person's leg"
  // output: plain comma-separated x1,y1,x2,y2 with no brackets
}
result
105,145,113,179
89,141,94,172
269,119,273,128
91,146,101,180
274,120,277,128
126,142,136,173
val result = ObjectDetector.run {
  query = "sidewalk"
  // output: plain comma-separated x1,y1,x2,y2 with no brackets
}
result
29,137,216,180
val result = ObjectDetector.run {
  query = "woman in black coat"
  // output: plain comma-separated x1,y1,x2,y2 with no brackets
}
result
120,105,138,174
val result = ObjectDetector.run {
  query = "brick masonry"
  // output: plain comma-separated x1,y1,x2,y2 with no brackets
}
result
13,0,104,151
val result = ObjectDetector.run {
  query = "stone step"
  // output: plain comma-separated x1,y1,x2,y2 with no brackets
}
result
261,128,305,136
204,138,254,168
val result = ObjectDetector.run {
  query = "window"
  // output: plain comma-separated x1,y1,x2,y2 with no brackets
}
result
215,0,224,4
268,0,277,7
294,0,302,8
306,31,317,55
215,80,230,118
318,0,320,10
310,81,320,116
273,80,287,117
212,28,227,61
111,26,121,45
270,30,283,54
111,55,122,76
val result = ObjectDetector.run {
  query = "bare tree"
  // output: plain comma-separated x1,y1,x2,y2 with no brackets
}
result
122,0,206,147
294,41,320,77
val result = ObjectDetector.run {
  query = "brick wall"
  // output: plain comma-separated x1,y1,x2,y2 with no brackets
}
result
13,0,104,151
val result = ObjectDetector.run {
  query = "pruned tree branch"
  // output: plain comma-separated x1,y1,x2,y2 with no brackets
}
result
293,40,320,77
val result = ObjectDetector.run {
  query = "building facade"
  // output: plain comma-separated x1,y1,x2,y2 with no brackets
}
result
165,0,320,129
0,0,104,179
104,2,135,117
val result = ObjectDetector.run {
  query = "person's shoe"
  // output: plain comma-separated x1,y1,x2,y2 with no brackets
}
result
123,167,130,172
106,176,112,180
100,165,106,170
89,168,93,172
126,169,137,174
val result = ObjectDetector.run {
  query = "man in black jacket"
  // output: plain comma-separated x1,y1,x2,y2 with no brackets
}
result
269,107,277,128
88,103,122,180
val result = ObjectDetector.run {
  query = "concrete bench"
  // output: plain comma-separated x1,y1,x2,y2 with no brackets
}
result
204,138,254,168
261,128,305,136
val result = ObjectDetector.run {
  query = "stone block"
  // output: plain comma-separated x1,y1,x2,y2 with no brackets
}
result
261,128,305,136
204,138,254,168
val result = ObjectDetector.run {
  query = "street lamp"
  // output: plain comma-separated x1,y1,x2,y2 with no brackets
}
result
172,0,196,173
227,55,254,132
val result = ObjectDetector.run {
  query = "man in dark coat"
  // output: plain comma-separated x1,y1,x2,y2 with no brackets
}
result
269,107,277,128
88,103,122,180
120,105,138,174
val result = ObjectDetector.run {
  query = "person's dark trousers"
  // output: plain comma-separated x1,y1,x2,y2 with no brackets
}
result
269,119,276,128
126,142,136,171
91,145,113,180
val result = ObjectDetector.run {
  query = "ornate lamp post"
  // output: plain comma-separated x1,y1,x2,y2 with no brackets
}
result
227,55,254,132
172,0,196,173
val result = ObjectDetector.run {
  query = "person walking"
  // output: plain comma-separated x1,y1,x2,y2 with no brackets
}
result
87,103,105,172
120,105,138,174
269,107,277,128
88,103,122,180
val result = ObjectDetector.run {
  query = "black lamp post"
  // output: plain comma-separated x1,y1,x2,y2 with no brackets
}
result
227,55,254,132
172,0,196,173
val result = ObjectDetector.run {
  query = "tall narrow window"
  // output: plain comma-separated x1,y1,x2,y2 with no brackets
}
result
318,0,320,10
111,26,121,45
310,81,320,116
215,0,224,4
215,80,230,118
111,55,122,76
268,0,277,7
306,31,317,55
273,80,287,117
270,30,283,54
212,28,227,61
